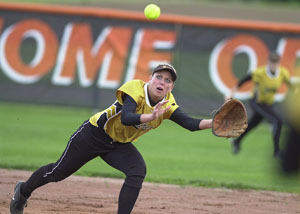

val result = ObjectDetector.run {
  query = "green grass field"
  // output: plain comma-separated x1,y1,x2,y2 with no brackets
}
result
0,102,299,193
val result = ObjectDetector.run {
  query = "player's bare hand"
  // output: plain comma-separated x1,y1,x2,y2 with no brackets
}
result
140,100,171,123
152,100,170,120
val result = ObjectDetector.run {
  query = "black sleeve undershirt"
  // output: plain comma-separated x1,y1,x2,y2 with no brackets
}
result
170,108,202,131
121,94,141,126
237,74,252,87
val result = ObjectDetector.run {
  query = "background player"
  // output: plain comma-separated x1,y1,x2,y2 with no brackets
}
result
10,64,213,214
226,52,291,158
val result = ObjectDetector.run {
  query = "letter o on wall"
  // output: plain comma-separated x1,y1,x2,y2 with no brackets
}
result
0,19,58,84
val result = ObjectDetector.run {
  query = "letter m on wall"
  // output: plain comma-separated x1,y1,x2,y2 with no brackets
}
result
52,23,132,88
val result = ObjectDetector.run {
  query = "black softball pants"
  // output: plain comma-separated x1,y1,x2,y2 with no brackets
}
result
235,99,282,155
20,121,146,214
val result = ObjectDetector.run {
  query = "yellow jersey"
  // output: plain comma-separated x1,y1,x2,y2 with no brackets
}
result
89,80,179,143
252,66,290,105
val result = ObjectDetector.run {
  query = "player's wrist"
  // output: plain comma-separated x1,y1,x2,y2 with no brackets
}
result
140,113,155,123
199,119,212,129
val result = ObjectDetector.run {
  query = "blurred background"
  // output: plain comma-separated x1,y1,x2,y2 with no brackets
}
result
0,0,299,193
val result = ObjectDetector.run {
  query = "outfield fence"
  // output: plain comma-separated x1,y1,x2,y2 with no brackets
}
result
1,2,300,115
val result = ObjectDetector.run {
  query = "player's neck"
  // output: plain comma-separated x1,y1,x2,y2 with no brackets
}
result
147,89,161,106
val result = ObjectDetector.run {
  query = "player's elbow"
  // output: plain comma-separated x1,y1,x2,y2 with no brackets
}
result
121,114,132,126
121,111,142,126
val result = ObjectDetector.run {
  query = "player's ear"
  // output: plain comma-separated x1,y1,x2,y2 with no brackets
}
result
168,83,175,92
149,75,153,82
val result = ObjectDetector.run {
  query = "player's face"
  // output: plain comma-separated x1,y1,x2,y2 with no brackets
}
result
148,71,174,102
269,61,280,72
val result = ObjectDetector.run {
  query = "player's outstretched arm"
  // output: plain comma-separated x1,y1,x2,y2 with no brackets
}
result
121,95,170,126
169,108,211,131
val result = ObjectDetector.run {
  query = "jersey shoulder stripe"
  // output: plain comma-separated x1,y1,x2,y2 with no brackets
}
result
89,101,122,128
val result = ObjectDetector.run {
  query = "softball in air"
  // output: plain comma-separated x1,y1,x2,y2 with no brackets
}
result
144,4,161,20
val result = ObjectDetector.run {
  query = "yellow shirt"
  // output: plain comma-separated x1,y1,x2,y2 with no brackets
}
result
252,66,290,105
89,80,179,143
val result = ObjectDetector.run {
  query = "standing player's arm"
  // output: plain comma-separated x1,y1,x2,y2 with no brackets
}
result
288,78,300,95
170,108,212,131
225,74,252,100
289,76,300,87
121,94,170,126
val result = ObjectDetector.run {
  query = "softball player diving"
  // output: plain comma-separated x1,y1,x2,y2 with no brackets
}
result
227,52,291,158
10,64,213,214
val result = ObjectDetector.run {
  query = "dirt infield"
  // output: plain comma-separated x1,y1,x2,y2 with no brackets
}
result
0,169,299,214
